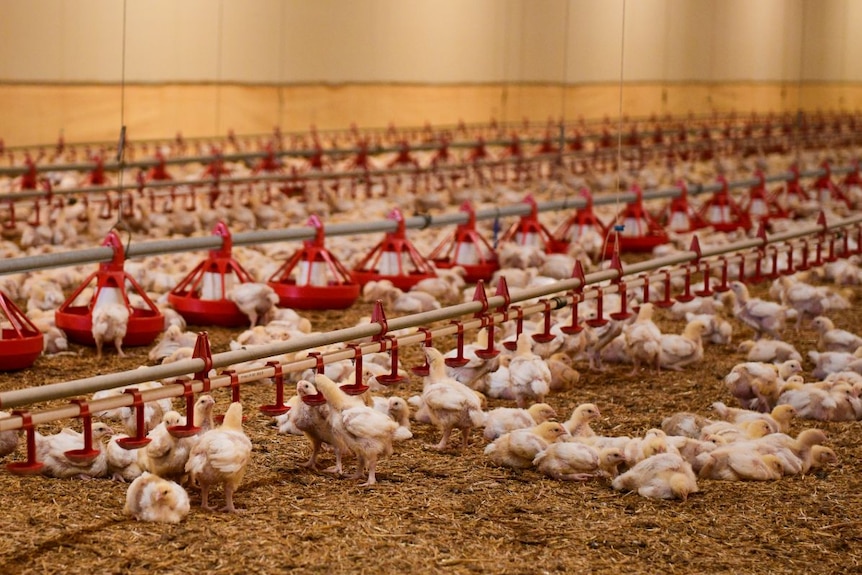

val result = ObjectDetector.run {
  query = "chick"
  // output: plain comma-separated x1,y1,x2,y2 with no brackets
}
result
148,324,200,362
313,374,399,486
507,333,552,408
484,421,569,469
36,422,114,479
421,347,486,452
658,319,707,371
0,411,18,457
185,402,253,512
534,442,626,481
106,434,144,482
227,282,279,327
563,403,601,437
736,339,802,363
91,302,130,358
611,452,699,500
139,398,214,482
810,316,862,353
622,302,663,374
483,402,557,441
728,281,786,340
661,411,715,439
293,379,349,473
547,352,580,393
697,448,784,481
710,402,796,434
124,471,191,523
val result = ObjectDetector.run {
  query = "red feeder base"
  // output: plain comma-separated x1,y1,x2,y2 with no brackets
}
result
167,297,248,327
269,283,359,310
0,328,43,371
602,184,669,255
500,194,569,254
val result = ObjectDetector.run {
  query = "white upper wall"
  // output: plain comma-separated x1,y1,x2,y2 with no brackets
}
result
0,0,855,84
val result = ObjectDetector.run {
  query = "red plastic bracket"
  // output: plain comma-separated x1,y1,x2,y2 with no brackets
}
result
116,389,152,449
6,411,44,475
260,361,291,415
64,399,100,463
585,287,609,327
341,344,370,395
410,328,434,376
445,322,470,368
169,380,202,438
532,299,556,343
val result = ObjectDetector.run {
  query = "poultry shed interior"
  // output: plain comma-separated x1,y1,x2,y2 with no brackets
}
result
1,1,862,574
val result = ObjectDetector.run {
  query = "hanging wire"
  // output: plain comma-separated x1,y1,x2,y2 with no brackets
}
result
114,0,129,243
604,0,628,260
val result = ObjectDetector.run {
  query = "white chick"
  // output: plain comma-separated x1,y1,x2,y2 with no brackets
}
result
808,350,862,380
776,382,860,421
697,447,784,481
293,379,349,473
106,434,144,482
36,422,114,479
313,374,398,486
735,339,802,363
227,282,279,327
148,324,200,362
421,347,487,452
563,403,601,437
810,316,862,353
547,352,581,393
139,398,213,482
91,302,130,358
444,328,501,387
710,402,796,434
685,312,733,345
185,402,253,512
483,403,557,441
774,276,839,330
0,411,18,457
484,421,570,469
661,411,714,439
724,360,802,412
728,281,786,340
658,319,707,371
507,333,552,408
534,443,626,481
386,396,413,442
622,302,663,374
124,471,190,523
611,452,699,500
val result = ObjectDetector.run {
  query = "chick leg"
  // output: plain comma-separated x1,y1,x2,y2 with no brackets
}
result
459,426,472,452
300,438,322,470
95,339,104,360
200,485,214,511
431,427,452,451
114,337,126,358
221,484,243,513
358,456,378,487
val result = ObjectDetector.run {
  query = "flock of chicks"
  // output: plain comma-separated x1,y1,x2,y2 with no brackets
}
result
1,244,862,522
1,142,862,521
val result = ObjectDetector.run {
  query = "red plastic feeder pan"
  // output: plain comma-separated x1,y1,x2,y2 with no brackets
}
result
698,175,752,233
351,208,437,291
0,291,44,370
500,195,569,254
267,215,360,310
427,202,499,284
602,184,669,255
657,182,707,233
553,188,609,243
55,231,163,347
168,221,255,326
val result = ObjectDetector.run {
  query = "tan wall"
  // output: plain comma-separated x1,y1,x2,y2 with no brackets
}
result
2,82,859,147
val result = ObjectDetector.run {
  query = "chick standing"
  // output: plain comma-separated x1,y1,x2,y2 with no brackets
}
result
507,333,552,408
622,302,663,374
313,374,398,486
421,347,486,452
124,471,191,523
185,402,252,513
91,302,130,359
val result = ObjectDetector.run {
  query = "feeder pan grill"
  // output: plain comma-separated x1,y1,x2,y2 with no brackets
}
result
698,176,752,233
500,195,569,254
811,162,853,209
552,189,609,244
427,202,499,284
0,292,44,371
602,184,670,255
268,215,360,309
55,231,163,348
168,221,255,326
351,208,437,290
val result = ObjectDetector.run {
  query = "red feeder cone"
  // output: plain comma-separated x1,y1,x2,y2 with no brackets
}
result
351,208,437,290
168,221,256,326
741,169,789,224
55,231,163,348
553,188,609,245
267,215,360,309
698,175,752,233
603,184,670,255
811,161,853,209
658,181,707,233
500,195,568,254
0,291,43,370
427,202,499,284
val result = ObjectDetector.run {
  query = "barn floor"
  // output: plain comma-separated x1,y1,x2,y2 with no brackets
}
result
1,280,861,575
